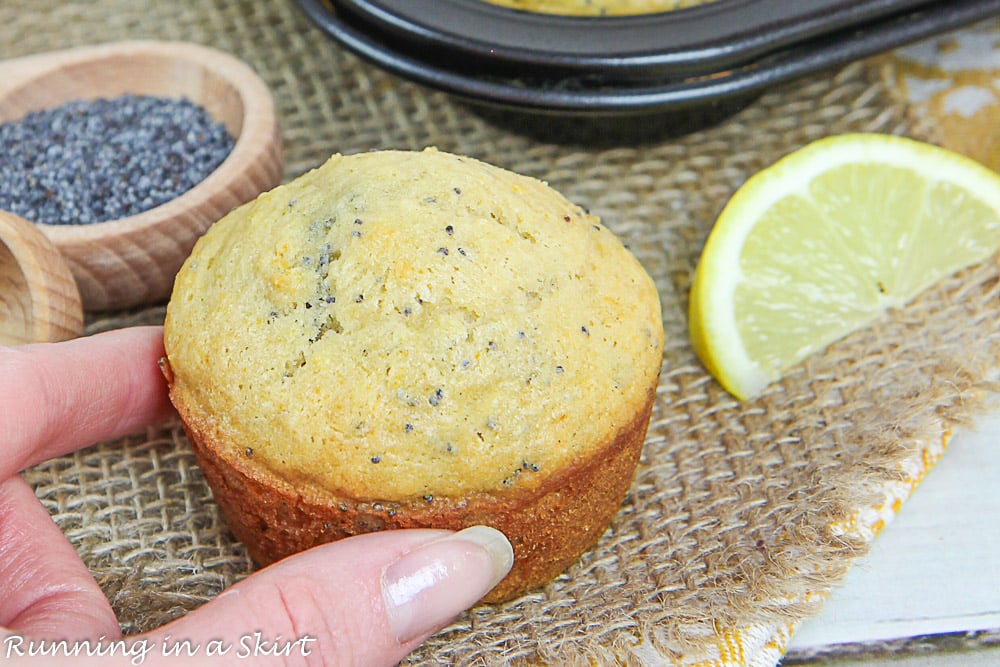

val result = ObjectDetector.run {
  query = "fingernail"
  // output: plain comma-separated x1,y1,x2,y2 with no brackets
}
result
381,525,514,644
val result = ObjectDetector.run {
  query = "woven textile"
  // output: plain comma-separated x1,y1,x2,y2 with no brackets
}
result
6,2,1000,665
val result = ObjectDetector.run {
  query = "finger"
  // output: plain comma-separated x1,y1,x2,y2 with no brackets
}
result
136,526,514,667
0,475,119,640
0,326,174,479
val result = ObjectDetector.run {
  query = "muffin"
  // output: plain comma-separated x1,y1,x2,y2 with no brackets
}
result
480,0,717,17
163,148,663,601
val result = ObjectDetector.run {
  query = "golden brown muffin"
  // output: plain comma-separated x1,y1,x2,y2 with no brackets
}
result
480,0,716,17
163,148,663,601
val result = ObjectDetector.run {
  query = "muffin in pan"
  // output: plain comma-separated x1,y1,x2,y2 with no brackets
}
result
162,148,664,601
479,0,717,17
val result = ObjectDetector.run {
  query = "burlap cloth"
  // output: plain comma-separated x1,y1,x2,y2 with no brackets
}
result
5,2,1000,665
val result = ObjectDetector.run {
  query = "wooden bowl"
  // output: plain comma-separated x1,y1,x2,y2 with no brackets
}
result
0,40,284,311
0,210,82,345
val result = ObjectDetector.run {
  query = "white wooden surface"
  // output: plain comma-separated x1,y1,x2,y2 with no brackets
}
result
787,411,1000,659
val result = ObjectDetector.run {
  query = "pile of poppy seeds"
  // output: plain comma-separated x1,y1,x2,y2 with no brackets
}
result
0,94,234,225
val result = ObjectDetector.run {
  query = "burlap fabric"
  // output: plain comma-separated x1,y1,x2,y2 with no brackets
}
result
6,2,1000,665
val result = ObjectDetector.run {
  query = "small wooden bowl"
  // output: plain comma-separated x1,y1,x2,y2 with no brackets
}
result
0,210,83,345
0,40,284,311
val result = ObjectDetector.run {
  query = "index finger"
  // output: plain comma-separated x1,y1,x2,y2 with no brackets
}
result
0,325,174,479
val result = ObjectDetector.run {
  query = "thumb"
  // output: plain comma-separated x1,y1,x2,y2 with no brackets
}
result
145,526,512,666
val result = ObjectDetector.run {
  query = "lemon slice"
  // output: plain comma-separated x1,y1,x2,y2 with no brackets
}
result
689,133,1000,400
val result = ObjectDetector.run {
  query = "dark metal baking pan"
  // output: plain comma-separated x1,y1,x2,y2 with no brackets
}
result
331,0,936,79
295,0,1000,115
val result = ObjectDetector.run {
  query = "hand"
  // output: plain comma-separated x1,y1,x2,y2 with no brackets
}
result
0,326,513,666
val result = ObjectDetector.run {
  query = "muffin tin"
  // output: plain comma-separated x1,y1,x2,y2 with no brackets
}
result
296,0,1000,114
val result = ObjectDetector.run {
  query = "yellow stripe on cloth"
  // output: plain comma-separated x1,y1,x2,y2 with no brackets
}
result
679,428,950,667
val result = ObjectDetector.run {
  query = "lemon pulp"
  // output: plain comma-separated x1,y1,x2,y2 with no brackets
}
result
690,133,1000,400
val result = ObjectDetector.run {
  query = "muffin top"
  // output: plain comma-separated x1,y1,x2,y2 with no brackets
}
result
164,149,663,501
479,0,716,17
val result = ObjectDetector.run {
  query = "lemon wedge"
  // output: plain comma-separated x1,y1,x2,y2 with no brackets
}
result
689,133,1000,400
